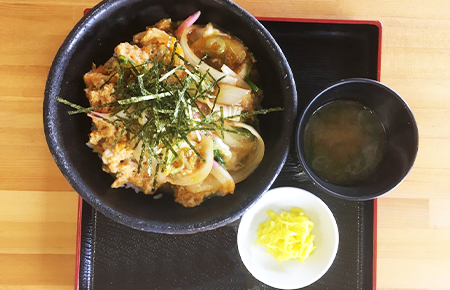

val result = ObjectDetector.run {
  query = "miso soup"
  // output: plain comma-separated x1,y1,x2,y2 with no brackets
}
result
303,100,386,185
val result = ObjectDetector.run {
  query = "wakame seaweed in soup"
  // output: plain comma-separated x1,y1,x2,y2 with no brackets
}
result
303,100,386,185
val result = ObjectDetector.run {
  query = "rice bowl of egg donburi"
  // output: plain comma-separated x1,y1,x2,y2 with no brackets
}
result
43,0,296,233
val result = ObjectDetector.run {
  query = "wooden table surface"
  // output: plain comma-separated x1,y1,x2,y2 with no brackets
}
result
1,0,449,289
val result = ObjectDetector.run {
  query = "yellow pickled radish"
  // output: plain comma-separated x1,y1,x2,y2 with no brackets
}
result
255,207,316,262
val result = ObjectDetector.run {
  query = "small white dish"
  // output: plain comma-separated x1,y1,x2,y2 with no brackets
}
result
237,187,339,289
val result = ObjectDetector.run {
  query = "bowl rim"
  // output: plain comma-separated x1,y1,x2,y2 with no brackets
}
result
43,0,297,233
237,186,339,289
295,78,419,201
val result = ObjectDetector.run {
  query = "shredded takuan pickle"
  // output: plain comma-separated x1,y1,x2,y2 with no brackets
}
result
255,207,316,262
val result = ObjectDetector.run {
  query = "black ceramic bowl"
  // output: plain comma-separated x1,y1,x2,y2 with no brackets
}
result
44,0,296,233
296,78,418,201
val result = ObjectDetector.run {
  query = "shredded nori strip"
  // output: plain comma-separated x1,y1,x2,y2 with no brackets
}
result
57,42,282,174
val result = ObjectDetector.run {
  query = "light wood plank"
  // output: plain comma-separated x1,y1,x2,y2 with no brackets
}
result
0,190,78,223
386,168,450,199
0,221,77,254
0,151,74,192
377,198,429,229
429,199,450,229
378,288,428,290
381,18,450,50
0,35,64,68
381,47,450,80
1,96,47,129
412,104,450,131
0,65,50,97
0,254,75,285
414,138,450,170
377,228,450,259
0,286,73,290
377,258,450,289
341,0,450,19
237,0,343,18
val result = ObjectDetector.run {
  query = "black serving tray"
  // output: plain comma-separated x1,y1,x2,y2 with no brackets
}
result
76,19,381,290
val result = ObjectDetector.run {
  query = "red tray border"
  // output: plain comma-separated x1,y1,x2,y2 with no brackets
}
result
74,16,382,290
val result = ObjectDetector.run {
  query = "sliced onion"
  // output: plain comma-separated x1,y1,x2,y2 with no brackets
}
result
236,62,249,79
202,23,220,38
167,136,214,186
222,121,254,150
211,161,235,194
216,84,250,105
179,26,238,85
88,110,128,121
227,122,265,183
220,64,251,89
183,174,222,194
132,140,143,161
216,105,242,120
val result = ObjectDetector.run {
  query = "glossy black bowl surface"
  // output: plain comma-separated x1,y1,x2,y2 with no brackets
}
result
43,0,296,233
296,78,418,201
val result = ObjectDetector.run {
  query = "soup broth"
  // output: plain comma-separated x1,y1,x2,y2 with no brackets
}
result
304,100,386,185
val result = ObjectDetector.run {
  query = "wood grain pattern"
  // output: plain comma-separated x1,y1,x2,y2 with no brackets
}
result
0,0,449,289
